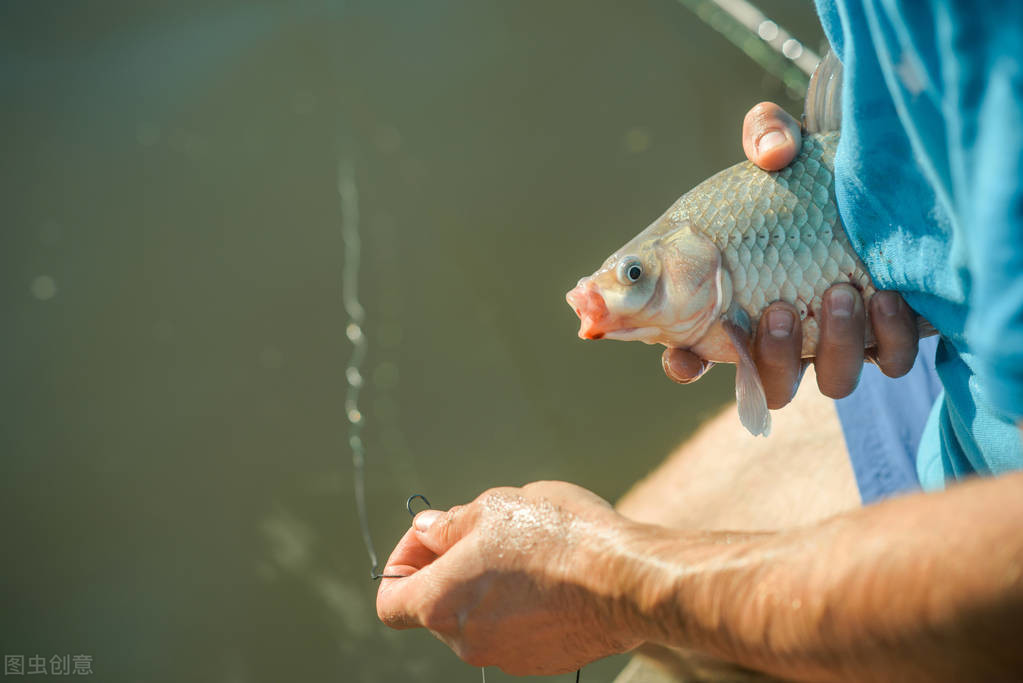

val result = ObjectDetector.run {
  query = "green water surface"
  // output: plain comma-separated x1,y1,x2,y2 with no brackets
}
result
2,2,822,681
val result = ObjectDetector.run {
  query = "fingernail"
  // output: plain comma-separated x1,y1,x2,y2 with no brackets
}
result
828,289,854,318
663,350,708,384
877,292,899,317
757,130,787,156
767,309,794,338
413,510,441,532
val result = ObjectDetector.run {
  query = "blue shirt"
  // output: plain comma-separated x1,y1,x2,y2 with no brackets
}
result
836,337,941,503
817,0,1023,490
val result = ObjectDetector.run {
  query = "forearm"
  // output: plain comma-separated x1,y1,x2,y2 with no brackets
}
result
600,472,1023,681
617,367,859,532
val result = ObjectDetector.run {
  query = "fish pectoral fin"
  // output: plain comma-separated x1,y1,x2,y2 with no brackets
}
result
721,318,771,437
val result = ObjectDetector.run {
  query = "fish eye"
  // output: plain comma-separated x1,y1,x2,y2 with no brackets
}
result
617,258,643,285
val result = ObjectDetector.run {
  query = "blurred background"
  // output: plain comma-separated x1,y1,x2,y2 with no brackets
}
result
2,1,822,681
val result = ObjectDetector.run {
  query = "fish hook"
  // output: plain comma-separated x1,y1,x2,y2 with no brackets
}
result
406,493,432,516
370,568,404,580
369,494,433,580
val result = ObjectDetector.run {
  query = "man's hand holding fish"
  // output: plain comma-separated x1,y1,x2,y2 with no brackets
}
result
662,103,921,409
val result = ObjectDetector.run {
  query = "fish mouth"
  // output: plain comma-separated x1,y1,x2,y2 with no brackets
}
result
566,283,610,340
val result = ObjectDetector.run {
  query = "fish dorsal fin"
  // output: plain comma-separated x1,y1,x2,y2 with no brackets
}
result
802,49,843,134
721,309,771,437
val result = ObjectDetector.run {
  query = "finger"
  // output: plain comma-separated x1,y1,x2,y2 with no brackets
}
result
376,594,422,630
753,302,803,409
815,284,866,398
413,503,479,556
742,102,802,171
868,291,919,378
380,526,439,578
376,572,425,630
376,529,435,630
662,347,714,384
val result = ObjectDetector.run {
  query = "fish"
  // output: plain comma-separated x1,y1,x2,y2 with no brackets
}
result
565,51,885,437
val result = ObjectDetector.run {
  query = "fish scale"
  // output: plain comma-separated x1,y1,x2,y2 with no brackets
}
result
676,130,874,355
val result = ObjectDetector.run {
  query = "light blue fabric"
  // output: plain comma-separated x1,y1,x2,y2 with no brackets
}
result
836,336,942,503
817,0,1023,488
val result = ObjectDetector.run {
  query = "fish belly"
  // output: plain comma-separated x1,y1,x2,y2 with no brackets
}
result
680,132,874,356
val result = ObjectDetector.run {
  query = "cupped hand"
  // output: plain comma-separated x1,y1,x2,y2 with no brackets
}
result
662,102,920,406
376,482,643,675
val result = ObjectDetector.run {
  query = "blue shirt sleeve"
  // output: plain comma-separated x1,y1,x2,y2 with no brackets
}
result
944,2,1023,421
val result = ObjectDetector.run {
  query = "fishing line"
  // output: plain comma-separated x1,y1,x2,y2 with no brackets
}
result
675,0,819,94
339,157,400,582
340,160,578,680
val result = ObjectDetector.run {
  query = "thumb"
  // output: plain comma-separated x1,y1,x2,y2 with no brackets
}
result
742,102,801,171
662,347,714,384
413,504,477,555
